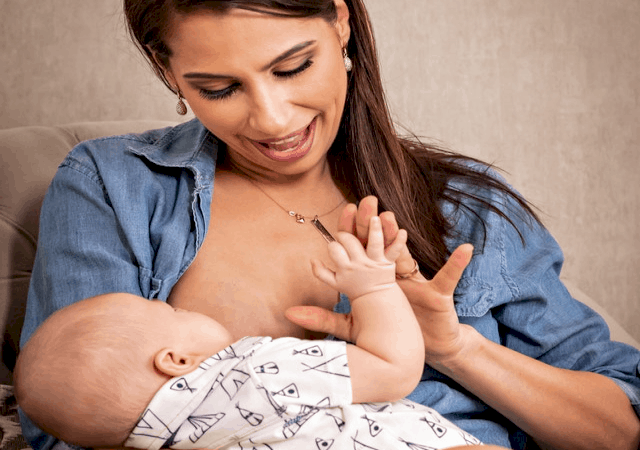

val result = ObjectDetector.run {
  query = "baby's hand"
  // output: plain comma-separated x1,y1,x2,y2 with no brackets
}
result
311,216,408,300
338,196,418,279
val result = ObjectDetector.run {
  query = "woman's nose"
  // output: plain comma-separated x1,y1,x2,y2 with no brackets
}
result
247,85,293,137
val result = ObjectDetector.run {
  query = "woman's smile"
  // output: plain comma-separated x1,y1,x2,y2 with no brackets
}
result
249,117,317,162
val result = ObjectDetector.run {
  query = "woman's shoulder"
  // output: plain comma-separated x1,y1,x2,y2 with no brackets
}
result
441,159,536,241
439,159,563,314
60,118,216,174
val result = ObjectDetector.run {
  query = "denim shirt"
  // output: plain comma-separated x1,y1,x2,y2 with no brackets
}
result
20,119,640,450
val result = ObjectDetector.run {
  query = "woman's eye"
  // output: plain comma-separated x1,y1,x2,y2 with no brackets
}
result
198,83,240,101
274,59,313,78
196,60,313,101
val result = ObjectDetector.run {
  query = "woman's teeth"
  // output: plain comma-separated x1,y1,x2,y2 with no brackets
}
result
261,132,305,152
252,118,316,160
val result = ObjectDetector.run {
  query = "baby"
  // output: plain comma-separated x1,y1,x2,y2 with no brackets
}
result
15,217,481,450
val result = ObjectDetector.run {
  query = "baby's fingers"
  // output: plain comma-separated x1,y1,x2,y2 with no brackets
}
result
310,259,338,290
430,244,473,296
365,216,386,260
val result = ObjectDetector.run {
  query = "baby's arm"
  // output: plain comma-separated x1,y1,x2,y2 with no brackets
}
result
307,216,425,403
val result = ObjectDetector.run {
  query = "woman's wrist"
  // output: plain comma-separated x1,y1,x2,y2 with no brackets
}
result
424,324,485,378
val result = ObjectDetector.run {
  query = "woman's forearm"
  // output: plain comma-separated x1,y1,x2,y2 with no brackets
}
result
434,325,640,450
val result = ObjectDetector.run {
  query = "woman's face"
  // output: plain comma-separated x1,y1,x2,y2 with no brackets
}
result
164,3,351,179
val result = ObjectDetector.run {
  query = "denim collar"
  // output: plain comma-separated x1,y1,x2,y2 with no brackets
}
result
126,118,220,189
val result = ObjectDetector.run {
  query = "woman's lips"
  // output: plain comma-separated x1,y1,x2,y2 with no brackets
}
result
250,118,317,162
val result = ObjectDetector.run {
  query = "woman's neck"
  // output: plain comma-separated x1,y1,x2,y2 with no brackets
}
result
219,149,350,211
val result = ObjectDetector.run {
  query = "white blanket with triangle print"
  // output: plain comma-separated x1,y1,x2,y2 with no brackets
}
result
125,336,481,450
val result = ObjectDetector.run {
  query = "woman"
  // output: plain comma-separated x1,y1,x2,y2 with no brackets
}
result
19,1,640,449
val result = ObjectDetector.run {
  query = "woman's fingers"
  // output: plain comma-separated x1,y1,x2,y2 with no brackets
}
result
284,306,355,342
379,211,400,248
379,210,416,275
430,244,474,297
337,197,380,245
338,202,358,235
384,229,408,263
380,211,404,262
335,217,391,263
336,198,412,268
355,196,378,243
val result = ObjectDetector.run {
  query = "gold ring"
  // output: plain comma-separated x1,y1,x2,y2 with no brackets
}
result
396,259,420,279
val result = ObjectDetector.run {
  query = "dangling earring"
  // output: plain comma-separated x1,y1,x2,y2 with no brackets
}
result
176,91,188,116
342,47,352,72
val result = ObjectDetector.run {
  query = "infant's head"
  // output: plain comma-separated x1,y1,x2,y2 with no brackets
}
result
15,293,232,448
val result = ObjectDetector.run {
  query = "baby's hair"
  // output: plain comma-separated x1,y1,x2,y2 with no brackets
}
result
15,296,159,447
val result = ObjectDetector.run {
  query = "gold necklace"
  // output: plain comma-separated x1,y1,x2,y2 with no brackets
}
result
246,178,344,243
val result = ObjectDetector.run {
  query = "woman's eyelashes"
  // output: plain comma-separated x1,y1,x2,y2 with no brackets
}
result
199,83,240,101
274,58,313,78
197,59,314,101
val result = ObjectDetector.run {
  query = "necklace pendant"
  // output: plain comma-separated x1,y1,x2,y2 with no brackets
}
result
311,216,336,243
290,211,305,224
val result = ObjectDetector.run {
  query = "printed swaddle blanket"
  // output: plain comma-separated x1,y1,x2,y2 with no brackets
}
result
125,336,481,449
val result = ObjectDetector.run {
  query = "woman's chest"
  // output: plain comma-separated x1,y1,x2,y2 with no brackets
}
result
168,199,341,340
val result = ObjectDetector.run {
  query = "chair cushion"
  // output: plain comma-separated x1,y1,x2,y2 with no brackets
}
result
0,121,177,384
0,384,31,450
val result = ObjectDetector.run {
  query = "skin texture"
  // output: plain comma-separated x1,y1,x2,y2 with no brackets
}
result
302,216,426,403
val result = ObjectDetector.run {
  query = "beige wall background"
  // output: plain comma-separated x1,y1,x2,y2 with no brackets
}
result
1,1,639,341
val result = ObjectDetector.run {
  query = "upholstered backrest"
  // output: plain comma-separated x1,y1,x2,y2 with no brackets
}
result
0,121,176,384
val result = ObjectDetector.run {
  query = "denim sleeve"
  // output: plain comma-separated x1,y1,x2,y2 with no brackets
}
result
20,153,146,450
20,141,189,450
447,175,640,418
22,154,148,348
499,210,640,417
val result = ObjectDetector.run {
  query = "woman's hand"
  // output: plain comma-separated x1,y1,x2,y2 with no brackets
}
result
287,197,473,366
289,197,640,449
337,196,473,365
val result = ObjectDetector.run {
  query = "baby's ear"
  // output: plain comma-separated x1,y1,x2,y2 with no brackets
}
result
154,348,204,376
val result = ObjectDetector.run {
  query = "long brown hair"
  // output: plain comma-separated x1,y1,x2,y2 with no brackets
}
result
123,0,540,278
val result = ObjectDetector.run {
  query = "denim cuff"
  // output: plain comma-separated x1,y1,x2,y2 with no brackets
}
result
611,375,640,418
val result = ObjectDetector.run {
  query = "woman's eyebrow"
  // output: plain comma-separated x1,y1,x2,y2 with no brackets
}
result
262,40,315,70
183,40,316,80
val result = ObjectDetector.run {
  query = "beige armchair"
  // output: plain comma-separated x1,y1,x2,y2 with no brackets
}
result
0,120,176,385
